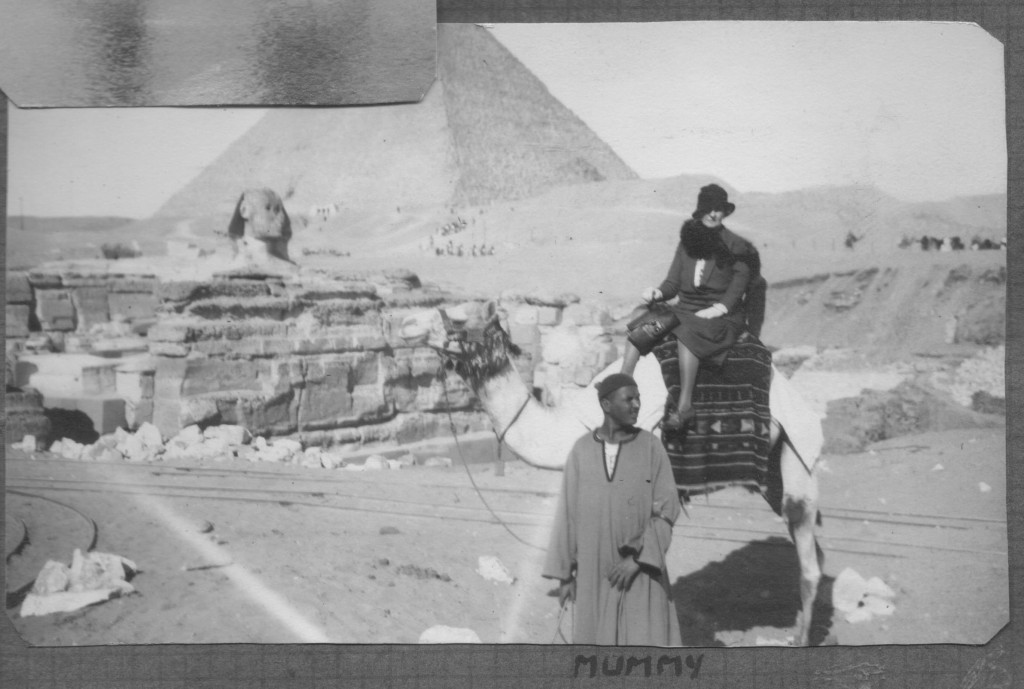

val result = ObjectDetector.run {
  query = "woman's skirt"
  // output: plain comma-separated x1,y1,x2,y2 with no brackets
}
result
667,309,745,365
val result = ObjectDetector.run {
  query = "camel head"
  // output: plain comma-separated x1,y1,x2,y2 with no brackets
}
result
398,300,521,389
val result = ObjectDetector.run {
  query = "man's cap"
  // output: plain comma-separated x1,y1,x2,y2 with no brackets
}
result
596,373,639,400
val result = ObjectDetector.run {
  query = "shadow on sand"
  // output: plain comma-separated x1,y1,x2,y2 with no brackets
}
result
672,536,835,646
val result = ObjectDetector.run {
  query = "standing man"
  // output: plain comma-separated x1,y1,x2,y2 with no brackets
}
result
543,373,682,645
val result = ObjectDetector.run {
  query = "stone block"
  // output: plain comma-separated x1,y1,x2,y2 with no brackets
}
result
208,390,298,437
189,319,289,342
16,354,119,396
147,320,194,343
6,272,33,304
386,348,443,384
289,281,378,301
562,303,613,327
6,304,32,338
115,367,155,402
61,276,110,288
27,271,62,288
110,278,158,293
185,297,290,321
124,399,154,430
190,338,264,359
108,292,158,321
309,299,382,326
70,287,110,330
155,280,204,303
150,342,191,357
350,383,393,421
536,306,561,326
509,322,540,347
412,377,474,412
179,359,263,397
304,352,380,387
511,305,539,325
35,289,76,330
46,395,127,437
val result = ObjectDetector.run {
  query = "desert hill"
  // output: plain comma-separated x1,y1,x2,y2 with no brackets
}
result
155,23,637,219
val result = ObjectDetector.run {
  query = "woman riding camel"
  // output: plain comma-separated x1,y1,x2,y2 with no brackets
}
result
621,183,762,430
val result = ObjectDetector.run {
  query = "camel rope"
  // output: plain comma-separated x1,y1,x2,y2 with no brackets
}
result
440,368,545,552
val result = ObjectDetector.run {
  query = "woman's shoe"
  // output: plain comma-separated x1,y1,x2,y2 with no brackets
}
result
663,406,696,431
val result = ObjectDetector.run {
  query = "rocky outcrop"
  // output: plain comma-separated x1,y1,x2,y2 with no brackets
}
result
822,380,1003,454
763,259,1006,353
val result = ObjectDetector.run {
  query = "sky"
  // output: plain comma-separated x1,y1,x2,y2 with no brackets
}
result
5,21,1007,218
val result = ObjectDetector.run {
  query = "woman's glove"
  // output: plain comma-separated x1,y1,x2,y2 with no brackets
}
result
695,303,728,319
641,287,663,303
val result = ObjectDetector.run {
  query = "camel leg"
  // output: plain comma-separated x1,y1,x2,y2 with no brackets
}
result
778,436,821,646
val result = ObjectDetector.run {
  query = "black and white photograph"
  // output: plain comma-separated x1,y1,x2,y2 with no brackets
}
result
3,18,1009,658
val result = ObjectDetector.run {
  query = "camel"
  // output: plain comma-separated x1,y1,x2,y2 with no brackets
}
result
400,300,825,646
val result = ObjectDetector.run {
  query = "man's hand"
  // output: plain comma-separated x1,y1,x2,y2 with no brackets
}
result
641,287,663,304
695,303,728,319
607,555,641,591
558,578,576,606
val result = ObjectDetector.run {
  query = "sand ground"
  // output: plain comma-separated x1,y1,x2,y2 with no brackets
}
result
4,424,1007,647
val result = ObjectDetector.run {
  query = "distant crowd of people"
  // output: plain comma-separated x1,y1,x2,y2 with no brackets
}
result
898,235,1006,251
436,217,468,237
428,241,496,257
301,247,350,257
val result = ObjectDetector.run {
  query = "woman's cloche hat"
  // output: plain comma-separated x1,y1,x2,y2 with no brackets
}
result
692,183,736,219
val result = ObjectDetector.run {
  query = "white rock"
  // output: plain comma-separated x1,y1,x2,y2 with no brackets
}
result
832,567,896,624
423,456,453,468
58,439,85,461
301,449,323,469
273,438,303,454
120,435,146,461
979,482,992,493
932,463,944,471
135,422,164,449
418,625,482,644
386,459,404,471
169,424,203,449
32,560,71,595
321,452,345,469
394,453,417,467
15,435,37,452
259,445,292,463
204,424,251,446
864,576,896,600
363,455,387,471
476,555,515,584
113,426,132,445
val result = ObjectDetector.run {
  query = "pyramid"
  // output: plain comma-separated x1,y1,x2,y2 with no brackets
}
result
156,23,637,219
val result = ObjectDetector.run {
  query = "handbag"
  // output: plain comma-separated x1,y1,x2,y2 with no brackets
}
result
625,303,679,355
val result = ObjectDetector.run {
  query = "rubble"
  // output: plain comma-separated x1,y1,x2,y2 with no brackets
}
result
476,555,515,584
832,567,896,624
21,549,137,618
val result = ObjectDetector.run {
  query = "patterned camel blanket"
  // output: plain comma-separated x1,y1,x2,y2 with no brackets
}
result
652,335,775,505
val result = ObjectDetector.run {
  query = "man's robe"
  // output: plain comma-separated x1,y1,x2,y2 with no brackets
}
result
543,429,682,646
